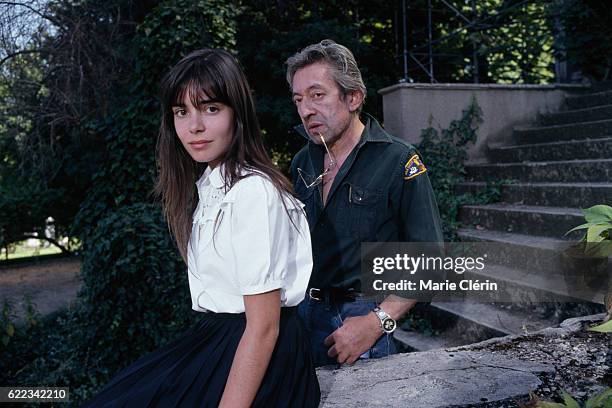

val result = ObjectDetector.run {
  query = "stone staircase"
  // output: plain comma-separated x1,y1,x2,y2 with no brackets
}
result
395,83,611,352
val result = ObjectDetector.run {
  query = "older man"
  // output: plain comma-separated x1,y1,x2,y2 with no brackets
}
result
286,39,443,367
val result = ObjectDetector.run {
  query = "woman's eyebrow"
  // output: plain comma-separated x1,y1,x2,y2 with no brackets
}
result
170,98,220,108
198,98,221,104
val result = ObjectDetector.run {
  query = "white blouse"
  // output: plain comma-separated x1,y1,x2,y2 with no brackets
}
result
187,164,313,313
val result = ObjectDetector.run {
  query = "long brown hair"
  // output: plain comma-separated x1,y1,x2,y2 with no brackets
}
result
153,49,296,264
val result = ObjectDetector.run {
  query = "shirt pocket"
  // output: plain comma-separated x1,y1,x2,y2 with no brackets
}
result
338,182,382,240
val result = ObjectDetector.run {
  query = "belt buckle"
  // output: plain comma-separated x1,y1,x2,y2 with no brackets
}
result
308,287,322,301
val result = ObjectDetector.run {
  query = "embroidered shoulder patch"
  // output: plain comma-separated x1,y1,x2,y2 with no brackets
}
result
403,154,427,180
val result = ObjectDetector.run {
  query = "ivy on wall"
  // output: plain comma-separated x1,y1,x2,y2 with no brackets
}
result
417,98,501,241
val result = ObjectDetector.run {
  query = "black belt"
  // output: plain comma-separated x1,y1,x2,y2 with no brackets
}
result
307,287,380,303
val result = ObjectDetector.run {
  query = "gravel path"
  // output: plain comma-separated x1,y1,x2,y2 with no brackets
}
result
0,258,82,323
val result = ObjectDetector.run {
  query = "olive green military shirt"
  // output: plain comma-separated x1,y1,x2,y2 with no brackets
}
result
290,114,444,291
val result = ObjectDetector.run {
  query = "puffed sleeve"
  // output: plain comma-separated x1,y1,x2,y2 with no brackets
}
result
228,175,301,296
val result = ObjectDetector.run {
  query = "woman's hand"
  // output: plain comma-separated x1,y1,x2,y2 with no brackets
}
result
218,289,281,408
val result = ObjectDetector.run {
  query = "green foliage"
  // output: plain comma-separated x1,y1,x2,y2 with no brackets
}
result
1,296,42,387
584,388,612,408
0,174,65,251
548,0,612,81
0,2,138,249
78,203,198,371
1,300,16,347
0,50,70,250
484,1,555,84
134,0,239,92
588,319,612,333
567,205,612,243
560,389,582,408
417,97,501,240
437,0,555,84
566,205,611,331
393,0,555,84
565,205,612,261
529,388,612,408
399,310,441,337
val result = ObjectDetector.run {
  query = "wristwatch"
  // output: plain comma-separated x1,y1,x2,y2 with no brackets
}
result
372,306,397,334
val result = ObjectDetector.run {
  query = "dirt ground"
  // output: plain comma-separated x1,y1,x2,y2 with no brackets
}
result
0,258,82,323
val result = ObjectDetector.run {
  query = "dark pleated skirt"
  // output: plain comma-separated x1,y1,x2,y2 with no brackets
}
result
81,307,320,407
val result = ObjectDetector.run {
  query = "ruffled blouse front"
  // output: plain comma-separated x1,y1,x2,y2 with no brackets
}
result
187,164,313,313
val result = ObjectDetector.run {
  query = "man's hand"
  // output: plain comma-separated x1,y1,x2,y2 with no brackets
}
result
323,312,382,365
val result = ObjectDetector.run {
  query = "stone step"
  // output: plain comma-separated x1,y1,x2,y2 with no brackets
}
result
489,137,612,162
429,301,557,337
394,293,563,351
456,181,612,207
393,328,456,352
591,80,612,92
565,89,612,109
410,256,608,348
459,263,606,305
423,301,604,348
466,158,612,182
457,228,570,274
405,302,510,346
514,119,612,144
457,228,610,291
540,105,612,126
459,203,583,239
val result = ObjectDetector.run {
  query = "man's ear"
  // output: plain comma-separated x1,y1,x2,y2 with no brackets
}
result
347,90,364,113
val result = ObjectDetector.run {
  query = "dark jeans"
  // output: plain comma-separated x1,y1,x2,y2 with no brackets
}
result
297,296,397,368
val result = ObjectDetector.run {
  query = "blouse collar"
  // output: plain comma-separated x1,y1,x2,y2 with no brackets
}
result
196,163,226,192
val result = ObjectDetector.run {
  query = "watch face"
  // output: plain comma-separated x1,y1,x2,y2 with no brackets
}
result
382,318,396,333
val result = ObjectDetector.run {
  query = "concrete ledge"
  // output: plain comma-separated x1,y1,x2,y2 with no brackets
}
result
379,82,589,95
378,82,590,163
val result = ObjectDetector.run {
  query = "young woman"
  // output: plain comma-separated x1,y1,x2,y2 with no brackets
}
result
82,49,320,407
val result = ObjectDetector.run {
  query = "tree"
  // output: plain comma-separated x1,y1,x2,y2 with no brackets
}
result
0,0,158,251
549,0,612,81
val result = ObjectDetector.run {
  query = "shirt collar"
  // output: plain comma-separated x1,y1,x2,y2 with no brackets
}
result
196,163,226,191
294,112,393,145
